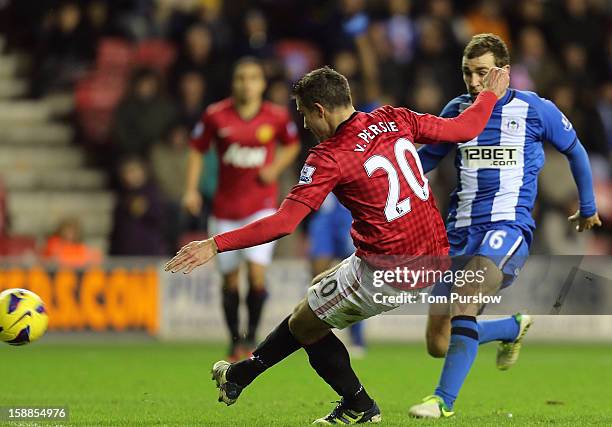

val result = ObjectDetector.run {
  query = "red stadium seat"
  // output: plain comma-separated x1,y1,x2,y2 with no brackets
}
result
77,37,176,143
0,235,37,257
96,38,134,71
76,73,126,110
134,39,177,74
75,72,128,143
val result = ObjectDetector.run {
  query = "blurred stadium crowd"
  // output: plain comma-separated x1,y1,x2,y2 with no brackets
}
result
0,0,609,266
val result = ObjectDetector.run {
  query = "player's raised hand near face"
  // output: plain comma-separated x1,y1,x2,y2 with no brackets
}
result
568,210,602,232
164,238,218,274
482,67,510,99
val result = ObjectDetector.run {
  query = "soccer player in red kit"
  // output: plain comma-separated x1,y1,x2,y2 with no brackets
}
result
167,66,509,424
182,57,300,359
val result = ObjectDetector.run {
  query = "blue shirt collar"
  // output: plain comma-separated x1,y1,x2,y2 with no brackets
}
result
496,88,515,107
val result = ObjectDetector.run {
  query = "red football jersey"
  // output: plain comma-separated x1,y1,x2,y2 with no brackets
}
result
287,106,450,262
191,98,299,219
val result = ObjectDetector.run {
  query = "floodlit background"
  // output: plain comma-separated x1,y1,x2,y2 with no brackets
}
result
0,0,612,263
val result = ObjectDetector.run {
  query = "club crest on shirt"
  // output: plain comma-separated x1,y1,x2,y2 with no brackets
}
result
502,116,524,134
299,164,316,184
256,124,275,144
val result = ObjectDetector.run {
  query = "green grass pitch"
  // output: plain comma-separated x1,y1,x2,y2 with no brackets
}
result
1,341,612,426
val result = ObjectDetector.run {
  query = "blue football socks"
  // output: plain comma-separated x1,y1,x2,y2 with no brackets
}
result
478,316,519,344
434,315,479,409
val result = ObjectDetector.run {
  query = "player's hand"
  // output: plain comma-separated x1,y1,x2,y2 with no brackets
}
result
483,67,510,99
164,238,218,274
568,210,602,232
258,165,279,185
182,189,202,216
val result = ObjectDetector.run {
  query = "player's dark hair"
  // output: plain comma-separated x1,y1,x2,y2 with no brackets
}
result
232,56,265,77
292,66,352,111
463,33,510,67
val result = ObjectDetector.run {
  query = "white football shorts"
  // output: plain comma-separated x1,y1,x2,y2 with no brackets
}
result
307,253,417,329
209,208,277,274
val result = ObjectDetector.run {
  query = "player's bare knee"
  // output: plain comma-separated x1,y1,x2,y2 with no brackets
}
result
222,271,240,292
289,299,329,345
247,276,266,291
450,257,502,316
426,315,450,358
247,263,266,290
288,300,311,341
450,301,480,317
426,336,448,358
465,256,503,293
426,326,449,358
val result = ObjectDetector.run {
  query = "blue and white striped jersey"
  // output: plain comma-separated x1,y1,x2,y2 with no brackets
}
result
419,89,579,231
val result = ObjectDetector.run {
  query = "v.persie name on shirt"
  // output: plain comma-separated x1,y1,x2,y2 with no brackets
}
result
354,121,399,152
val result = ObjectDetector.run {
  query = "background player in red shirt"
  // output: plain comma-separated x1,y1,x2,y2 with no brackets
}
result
167,66,508,424
182,57,300,359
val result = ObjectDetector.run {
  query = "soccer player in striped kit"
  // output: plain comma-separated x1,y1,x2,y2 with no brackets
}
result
409,33,602,419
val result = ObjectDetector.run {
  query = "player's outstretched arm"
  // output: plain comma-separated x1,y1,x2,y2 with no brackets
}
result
563,140,602,232
165,198,311,274
538,98,602,233
414,98,461,173
165,238,218,274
